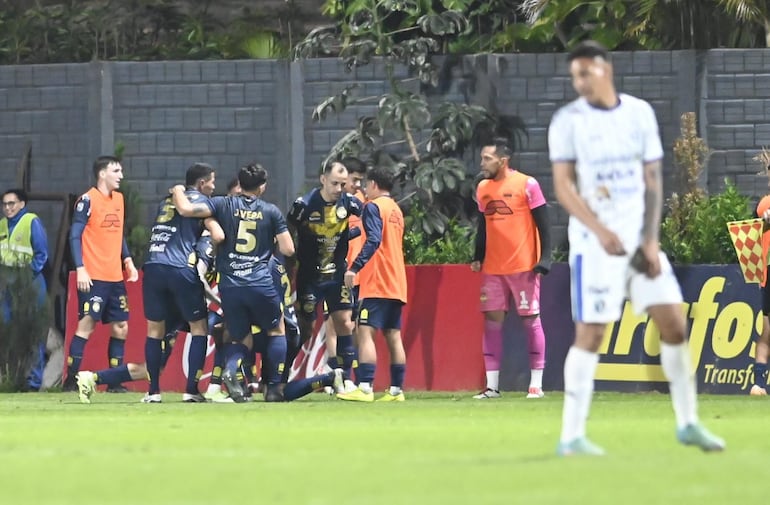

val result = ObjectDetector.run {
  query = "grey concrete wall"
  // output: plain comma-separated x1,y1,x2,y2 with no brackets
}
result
2,51,770,244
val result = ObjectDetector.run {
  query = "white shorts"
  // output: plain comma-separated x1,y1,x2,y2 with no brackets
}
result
568,246,683,324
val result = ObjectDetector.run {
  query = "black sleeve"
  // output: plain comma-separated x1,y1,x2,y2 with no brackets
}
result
473,211,486,263
531,203,552,275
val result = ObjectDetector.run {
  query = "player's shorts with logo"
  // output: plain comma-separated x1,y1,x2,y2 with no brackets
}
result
569,240,682,323
480,271,540,315
143,263,206,323
297,277,355,319
220,284,282,341
77,280,129,323
358,298,404,330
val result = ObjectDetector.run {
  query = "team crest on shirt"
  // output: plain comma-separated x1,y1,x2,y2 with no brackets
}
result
336,206,348,219
595,185,611,200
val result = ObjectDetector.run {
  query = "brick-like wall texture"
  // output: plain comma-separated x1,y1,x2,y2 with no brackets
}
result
2,50,770,246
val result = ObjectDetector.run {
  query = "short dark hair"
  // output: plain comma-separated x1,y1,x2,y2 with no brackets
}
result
567,40,611,63
487,137,512,159
341,157,366,175
185,163,215,187
2,188,27,203
226,176,240,192
366,165,395,192
238,163,268,192
92,155,120,180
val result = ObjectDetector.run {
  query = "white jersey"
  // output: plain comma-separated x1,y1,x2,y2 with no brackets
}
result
548,93,663,251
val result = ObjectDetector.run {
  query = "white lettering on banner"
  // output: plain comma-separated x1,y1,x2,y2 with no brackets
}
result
288,324,328,381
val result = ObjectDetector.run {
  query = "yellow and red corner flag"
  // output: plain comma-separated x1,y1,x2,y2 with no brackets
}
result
727,218,764,283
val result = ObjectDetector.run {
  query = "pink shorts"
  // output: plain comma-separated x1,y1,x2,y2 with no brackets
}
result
480,271,541,315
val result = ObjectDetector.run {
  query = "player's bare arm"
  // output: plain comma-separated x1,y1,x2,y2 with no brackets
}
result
639,160,663,277
276,230,295,258
204,217,224,243
170,185,212,218
552,160,625,255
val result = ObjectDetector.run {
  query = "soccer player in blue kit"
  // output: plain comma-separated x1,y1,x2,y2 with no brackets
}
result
287,161,362,390
171,163,294,402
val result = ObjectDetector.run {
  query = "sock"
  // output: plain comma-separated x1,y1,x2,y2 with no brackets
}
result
108,337,125,369
66,335,88,378
530,368,544,389
284,371,335,401
327,355,341,370
660,341,698,429
522,316,546,370
560,346,599,444
160,332,177,369
223,342,248,380
482,319,503,389
186,335,207,395
94,364,132,386
754,362,768,387
485,371,500,392
284,331,301,382
210,346,224,386
357,362,376,391
145,337,163,395
336,335,358,380
242,351,256,384
263,335,287,385
390,363,405,389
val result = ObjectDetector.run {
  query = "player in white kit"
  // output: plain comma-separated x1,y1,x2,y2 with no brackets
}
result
548,41,725,456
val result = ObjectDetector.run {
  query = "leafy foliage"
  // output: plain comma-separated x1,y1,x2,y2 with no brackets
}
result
403,201,476,264
0,266,50,392
298,0,526,247
661,112,752,264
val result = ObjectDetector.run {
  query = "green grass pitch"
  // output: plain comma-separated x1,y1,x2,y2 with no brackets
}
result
0,391,766,504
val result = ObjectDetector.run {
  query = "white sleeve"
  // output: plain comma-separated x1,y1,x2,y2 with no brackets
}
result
641,101,664,162
548,108,576,162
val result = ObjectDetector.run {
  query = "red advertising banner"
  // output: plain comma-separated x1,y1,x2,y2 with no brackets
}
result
64,265,488,392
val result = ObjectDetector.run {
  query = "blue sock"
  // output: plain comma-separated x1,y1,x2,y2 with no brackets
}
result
327,355,341,369
755,362,768,387
66,335,87,378
145,337,163,395
210,345,224,385
284,371,334,401
160,332,177,368
185,335,207,395
264,335,287,385
95,364,132,386
224,342,248,378
357,362,376,384
390,364,406,388
336,335,357,380
108,337,125,368
243,351,256,385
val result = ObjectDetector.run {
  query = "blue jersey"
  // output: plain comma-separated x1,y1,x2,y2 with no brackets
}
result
146,190,206,268
205,194,287,289
287,188,362,282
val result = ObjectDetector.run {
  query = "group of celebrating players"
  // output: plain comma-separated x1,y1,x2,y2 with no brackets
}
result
63,155,408,404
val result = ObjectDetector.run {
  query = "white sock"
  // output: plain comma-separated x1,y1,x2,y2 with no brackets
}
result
359,382,373,394
660,341,698,429
529,369,543,389
560,346,599,444
486,370,500,391
389,386,402,395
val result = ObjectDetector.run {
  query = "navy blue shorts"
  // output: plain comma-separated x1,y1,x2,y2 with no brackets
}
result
358,298,404,330
77,280,129,323
143,263,206,323
297,279,354,319
220,284,282,341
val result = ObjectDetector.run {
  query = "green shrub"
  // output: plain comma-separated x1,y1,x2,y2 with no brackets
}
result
0,266,50,391
662,180,752,264
404,201,475,264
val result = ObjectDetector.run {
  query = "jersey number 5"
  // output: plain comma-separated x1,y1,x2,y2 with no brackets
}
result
156,202,176,224
236,221,258,253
